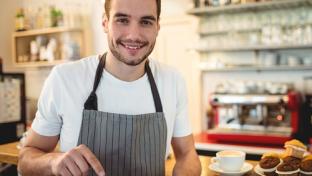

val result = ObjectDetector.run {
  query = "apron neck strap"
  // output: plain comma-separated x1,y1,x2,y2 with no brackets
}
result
145,60,163,112
84,54,163,112
84,54,106,110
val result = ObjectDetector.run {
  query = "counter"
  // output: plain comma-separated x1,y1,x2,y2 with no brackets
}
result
0,142,19,165
194,132,284,160
0,141,259,175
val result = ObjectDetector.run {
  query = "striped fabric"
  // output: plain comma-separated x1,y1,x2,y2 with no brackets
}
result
78,110,167,176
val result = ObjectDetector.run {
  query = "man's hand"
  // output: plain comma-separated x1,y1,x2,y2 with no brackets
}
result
18,129,105,176
51,144,105,176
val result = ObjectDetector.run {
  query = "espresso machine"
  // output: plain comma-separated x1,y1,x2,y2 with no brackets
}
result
207,81,300,145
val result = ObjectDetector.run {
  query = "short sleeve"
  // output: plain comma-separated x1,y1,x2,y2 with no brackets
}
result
172,73,192,137
31,66,63,136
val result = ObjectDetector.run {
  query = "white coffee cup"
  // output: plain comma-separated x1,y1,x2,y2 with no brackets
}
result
211,150,246,172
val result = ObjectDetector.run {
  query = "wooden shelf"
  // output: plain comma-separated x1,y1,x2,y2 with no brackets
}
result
195,43,312,52
200,65,312,72
14,60,67,68
12,27,82,37
12,26,84,68
188,0,312,15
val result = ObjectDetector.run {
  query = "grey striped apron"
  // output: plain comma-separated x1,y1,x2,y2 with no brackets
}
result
77,54,167,176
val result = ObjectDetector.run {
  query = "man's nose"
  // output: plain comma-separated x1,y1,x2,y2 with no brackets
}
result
127,23,141,40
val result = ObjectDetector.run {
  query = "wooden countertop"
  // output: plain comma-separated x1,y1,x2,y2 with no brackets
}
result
0,141,19,165
0,141,258,175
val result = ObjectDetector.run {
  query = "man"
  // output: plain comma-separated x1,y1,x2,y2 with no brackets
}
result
18,0,201,175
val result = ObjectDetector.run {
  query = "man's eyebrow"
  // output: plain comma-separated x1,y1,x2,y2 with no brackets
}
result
113,13,156,21
113,13,129,18
142,16,156,21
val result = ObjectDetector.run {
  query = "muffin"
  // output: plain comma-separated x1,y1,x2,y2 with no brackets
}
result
282,156,301,168
276,162,300,176
300,155,312,176
284,140,307,159
259,153,282,176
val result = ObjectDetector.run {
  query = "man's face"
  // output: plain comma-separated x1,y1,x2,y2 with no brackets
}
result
103,0,160,66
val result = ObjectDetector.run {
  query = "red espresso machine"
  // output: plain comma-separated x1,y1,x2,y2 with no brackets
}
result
207,82,300,146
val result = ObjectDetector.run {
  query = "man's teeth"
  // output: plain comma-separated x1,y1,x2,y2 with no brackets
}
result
124,44,143,50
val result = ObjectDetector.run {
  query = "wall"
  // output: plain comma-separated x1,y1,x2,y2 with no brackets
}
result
150,0,203,133
90,0,108,54
0,0,22,72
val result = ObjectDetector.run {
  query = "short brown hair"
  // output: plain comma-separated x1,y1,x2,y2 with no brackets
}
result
104,0,161,20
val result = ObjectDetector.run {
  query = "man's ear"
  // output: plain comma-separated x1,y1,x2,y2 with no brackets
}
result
102,14,109,33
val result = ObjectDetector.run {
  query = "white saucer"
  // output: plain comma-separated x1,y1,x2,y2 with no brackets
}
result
253,165,265,176
209,162,253,176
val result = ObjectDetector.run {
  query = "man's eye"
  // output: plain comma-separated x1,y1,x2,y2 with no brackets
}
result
141,20,153,26
116,18,129,24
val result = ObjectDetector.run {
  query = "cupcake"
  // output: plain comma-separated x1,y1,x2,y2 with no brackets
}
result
284,140,307,159
276,162,300,176
283,156,301,168
300,155,312,176
259,153,282,176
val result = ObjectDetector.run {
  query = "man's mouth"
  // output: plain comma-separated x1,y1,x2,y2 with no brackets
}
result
118,40,148,51
122,43,143,50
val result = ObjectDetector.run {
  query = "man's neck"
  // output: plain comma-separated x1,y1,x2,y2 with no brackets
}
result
104,53,146,82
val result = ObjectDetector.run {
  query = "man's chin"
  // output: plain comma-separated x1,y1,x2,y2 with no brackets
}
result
121,57,147,66
117,52,148,66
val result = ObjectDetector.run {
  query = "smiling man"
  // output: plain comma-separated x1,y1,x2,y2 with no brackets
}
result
18,0,201,175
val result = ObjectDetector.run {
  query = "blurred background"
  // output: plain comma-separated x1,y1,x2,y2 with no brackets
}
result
1,0,312,174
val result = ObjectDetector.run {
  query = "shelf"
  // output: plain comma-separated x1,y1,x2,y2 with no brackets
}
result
12,27,82,37
14,60,66,67
210,94,289,104
12,26,84,68
187,0,312,15
199,28,259,35
200,23,312,36
200,65,312,72
195,43,312,52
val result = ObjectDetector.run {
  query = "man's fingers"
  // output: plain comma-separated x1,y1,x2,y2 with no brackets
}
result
82,150,105,176
60,167,72,176
63,155,82,176
68,149,90,175
78,145,105,176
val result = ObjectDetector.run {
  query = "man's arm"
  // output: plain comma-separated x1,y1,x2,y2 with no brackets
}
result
18,129,105,176
171,134,201,176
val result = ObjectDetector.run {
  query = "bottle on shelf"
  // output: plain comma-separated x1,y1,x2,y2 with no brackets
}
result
15,8,26,31
194,0,200,8
30,40,39,62
50,6,64,27
35,7,44,29
231,0,241,4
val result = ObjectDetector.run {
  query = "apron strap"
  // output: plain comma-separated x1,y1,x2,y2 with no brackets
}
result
145,60,163,112
84,54,106,110
84,54,163,112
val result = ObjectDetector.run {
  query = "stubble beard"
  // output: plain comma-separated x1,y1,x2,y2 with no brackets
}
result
108,37,156,66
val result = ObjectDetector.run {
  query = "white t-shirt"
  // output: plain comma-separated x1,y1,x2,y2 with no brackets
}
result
31,55,192,157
